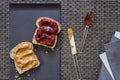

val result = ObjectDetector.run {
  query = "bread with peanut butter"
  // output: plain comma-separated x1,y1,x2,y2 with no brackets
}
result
32,17,61,48
9,42,40,74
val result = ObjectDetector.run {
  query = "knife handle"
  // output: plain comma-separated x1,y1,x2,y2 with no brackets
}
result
79,27,89,53
72,54,81,80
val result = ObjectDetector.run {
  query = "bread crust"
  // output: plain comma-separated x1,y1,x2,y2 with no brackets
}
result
32,17,61,48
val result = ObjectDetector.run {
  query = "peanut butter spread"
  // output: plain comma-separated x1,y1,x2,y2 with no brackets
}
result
68,28,73,40
68,28,74,49
10,42,40,74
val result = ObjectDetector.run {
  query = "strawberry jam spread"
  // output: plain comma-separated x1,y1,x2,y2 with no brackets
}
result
35,18,59,47
84,12,92,27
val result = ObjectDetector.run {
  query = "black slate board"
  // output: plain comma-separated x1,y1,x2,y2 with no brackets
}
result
9,4,60,80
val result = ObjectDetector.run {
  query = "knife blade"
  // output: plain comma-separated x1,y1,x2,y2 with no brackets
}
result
68,28,81,80
68,28,77,55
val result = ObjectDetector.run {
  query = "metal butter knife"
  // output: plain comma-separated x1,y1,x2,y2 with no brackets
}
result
80,12,93,53
68,28,81,80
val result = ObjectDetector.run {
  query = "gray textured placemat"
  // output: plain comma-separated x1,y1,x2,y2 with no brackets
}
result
0,0,119,80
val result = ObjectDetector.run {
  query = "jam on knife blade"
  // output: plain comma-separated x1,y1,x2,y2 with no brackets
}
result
84,12,93,27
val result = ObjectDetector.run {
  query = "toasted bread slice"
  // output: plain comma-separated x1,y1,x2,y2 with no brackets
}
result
9,42,40,74
32,17,61,48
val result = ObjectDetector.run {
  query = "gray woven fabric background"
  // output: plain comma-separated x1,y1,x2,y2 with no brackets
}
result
0,0,120,80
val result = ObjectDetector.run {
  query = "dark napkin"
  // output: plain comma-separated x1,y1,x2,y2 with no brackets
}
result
98,36,120,80
105,40,120,80
98,64,112,80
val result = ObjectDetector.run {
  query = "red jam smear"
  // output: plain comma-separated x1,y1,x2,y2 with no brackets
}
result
35,18,59,47
84,12,92,27
39,19,58,34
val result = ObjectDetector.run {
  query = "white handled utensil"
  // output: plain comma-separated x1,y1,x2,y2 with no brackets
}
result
68,28,81,80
